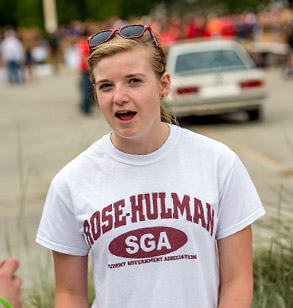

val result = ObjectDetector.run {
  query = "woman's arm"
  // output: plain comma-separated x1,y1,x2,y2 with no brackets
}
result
217,226,253,308
53,251,88,308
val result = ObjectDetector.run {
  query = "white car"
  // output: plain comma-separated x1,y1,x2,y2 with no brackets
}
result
165,40,267,120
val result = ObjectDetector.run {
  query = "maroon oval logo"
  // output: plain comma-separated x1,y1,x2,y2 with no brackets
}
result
109,226,187,258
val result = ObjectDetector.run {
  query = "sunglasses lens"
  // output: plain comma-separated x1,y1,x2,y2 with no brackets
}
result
120,25,145,38
90,30,112,46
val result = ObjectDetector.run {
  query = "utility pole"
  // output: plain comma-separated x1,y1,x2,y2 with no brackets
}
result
42,0,58,33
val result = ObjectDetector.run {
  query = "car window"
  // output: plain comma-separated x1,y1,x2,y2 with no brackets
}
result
175,49,251,74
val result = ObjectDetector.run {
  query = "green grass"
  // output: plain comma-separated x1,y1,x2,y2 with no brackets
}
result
253,244,293,307
22,250,53,307
252,186,293,308
23,264,95,308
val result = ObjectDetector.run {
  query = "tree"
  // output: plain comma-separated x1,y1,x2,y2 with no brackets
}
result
0,0,43,29
0,0,292,30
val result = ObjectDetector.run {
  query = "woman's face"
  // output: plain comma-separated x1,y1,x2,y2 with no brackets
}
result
93,45,170,153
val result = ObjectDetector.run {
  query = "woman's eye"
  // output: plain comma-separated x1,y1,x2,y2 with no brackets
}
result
99,83,112,90
129,78,141,84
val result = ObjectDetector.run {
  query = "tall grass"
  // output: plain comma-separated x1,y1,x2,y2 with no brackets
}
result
16,121,32,258
24,252,55,307
252,185,293,308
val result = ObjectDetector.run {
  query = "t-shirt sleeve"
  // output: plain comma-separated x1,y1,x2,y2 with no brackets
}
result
36,183,89,256
216,154,265,240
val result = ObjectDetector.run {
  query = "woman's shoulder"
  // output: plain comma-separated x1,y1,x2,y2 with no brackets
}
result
52,135,108,184
174,125,239,184
174,124,235,158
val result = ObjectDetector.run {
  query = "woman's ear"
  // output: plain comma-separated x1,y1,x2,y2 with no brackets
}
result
160,72,171,98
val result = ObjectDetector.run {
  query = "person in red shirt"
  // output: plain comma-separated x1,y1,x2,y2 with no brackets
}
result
76,31,93,114
220,17,237,39
182,13,197,40
160,18,181,49
196,16,211,38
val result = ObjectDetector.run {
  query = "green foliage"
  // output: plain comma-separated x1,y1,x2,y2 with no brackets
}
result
0,1,18,27
166,0,271,15
252,186,293,307
57,0,157,24
253,245,293,307
0,0,157,29
0,0,278,30
83,0,123,22
220,0,270,13
15,0,43,28
56,0,87,25
0,0,43,29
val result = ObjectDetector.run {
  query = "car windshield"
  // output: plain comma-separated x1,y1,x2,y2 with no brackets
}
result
175,49,251,75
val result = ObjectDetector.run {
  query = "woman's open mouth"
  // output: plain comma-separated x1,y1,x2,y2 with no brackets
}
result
115,111,137,122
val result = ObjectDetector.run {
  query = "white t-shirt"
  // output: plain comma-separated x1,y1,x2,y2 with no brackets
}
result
36,124,265,308
0,36,25,62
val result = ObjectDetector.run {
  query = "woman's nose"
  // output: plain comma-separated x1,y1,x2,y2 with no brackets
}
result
113,85,129,105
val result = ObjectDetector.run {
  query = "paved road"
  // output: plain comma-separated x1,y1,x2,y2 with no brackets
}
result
0,66,292,283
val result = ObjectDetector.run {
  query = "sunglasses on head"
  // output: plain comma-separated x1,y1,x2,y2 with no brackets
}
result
88,24,165,71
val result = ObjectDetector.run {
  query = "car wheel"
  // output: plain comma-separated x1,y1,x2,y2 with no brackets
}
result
247,109,261,121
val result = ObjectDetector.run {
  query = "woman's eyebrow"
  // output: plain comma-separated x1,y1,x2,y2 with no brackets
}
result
125,73,145,78
95,79,111,85
95,73,146,85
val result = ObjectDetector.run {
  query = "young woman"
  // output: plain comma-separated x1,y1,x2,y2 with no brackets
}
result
36,24,265,308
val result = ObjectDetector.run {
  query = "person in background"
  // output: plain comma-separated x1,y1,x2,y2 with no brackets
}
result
24,42,36,83
284,22,293,77
160,18,181,49
48,31,60,74
77,30,93,114
0,27,25,84
0,258,22,308
36,23,265,308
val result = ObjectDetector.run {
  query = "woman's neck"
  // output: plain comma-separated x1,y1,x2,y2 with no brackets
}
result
110,123,170,155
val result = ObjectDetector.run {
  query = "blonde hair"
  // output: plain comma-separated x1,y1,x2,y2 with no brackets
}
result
87,30,174,124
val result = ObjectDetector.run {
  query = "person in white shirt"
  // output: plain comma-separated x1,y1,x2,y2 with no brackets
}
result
36,24,265,308
0,28,25,84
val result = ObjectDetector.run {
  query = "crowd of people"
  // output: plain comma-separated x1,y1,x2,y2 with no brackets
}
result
0,26,60,85
1,7,293,108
